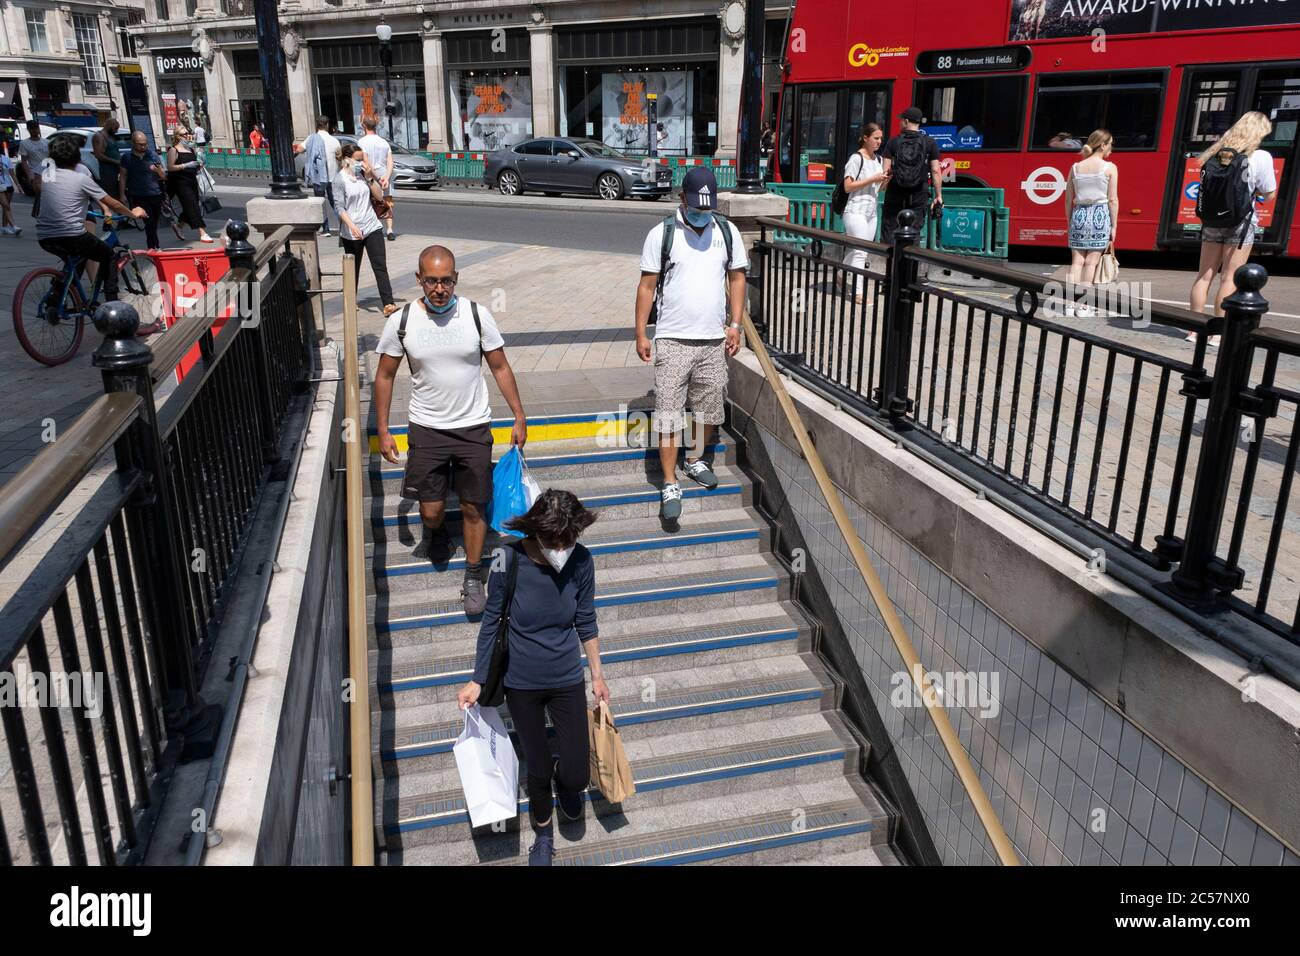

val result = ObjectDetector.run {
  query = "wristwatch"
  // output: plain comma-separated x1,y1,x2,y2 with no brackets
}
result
727,321,742,330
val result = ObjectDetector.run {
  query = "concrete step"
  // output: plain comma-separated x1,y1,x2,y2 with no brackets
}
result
375,653,837,776
370,553,789,646
774,845,905,866
368,439,731,488
379,710,865,850
373,604,812,706
366,465,751,535
370,508,770,592
385,775,891,865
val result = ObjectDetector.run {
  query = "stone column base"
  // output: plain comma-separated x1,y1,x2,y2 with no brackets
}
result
247,196,327,337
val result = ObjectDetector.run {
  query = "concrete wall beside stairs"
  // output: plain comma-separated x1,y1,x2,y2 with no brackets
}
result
727,353,1300,866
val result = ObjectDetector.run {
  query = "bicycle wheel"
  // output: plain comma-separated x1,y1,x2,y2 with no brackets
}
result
12,268,86,367
116,250,166,332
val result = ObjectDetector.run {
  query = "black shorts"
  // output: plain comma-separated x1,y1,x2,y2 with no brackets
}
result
401,421,494,505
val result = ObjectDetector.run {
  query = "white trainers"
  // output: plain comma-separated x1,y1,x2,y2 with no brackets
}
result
1,225,19,237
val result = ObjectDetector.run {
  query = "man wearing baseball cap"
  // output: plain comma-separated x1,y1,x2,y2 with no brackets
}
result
880,106,943,245
635,166,748,521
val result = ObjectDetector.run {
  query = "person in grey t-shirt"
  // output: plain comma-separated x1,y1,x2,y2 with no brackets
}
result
35,134,146,306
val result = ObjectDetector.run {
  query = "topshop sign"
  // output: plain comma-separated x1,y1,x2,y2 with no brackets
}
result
156,53,205,75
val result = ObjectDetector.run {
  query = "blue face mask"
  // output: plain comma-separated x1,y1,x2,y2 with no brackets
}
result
684,207,713,228
423,293,457,315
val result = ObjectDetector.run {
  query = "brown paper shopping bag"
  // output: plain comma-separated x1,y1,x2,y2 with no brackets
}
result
588,701,636,804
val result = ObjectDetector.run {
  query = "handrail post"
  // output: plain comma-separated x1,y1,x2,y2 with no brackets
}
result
1168,263,1269,606
880,209,920,427
93,302,221,758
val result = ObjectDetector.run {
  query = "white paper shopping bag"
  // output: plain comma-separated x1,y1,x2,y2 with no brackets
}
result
453,704,520,828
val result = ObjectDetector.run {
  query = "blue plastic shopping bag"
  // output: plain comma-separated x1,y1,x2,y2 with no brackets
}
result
489,446,534,537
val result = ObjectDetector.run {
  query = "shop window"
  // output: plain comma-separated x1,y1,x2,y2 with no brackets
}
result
914,75,1026,150
448,70,532,151
560,64,716,156
1032,71,1164,150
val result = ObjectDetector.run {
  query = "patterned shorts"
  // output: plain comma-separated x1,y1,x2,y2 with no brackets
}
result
653,337,728,434
1068,203,1112,251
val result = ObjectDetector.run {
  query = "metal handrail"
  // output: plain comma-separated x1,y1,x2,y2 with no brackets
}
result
738,305,1022,865
0,392,141,574
341,255,374,865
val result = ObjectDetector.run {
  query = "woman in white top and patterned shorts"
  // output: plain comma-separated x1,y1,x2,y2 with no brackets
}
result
841,123,889,302
1188,111,1278,346
1063,129,1118,318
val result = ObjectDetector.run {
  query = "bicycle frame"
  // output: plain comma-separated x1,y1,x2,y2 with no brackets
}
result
45,219,143,318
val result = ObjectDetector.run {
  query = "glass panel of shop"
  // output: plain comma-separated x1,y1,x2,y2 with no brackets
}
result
444,28,532,151
312,35,428,149
556,18,720,156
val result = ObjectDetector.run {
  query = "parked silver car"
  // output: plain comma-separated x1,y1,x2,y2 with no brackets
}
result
483,137,672,200
294,133,439,189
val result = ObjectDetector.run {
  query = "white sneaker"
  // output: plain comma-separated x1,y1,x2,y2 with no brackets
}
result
1074,306,1093,318
1,225,17,236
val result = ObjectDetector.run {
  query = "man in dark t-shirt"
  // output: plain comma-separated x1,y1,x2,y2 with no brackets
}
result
880,106,943,245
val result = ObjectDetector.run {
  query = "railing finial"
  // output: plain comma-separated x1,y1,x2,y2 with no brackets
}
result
1227,262,1269,316
92,301,151,372
225,219,256,272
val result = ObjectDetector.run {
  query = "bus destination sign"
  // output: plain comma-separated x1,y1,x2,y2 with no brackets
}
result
916,45,1031,75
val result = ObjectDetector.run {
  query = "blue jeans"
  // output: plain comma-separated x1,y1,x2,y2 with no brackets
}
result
312,182,336,231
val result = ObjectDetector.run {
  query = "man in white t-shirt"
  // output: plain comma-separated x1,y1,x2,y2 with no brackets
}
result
635,167,749,521
18,121,49,218
373,244,528,615
357,114,395,241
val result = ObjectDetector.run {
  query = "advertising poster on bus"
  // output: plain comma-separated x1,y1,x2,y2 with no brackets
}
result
1008,0,1300,41
600,70,692,154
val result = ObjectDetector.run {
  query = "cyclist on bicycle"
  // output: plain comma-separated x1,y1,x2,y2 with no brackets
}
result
36,134,146,307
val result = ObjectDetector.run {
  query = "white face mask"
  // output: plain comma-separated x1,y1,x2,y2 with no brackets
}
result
539,544,575,572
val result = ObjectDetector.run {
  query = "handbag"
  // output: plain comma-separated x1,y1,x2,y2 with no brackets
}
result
478,543,520,708
1097,243,1120,285
588,701,636,803
199,165,221,214
371,190,393,220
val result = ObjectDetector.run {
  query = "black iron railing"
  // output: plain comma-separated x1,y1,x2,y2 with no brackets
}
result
0,221,313,864
754,214,1299,645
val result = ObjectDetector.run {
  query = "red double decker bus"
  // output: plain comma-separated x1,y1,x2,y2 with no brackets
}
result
774,0,1300,256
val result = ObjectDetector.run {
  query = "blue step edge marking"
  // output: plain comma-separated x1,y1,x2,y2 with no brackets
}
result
371,442,727,480
377,484,741,526
376,528,761,577
389,749,846,833
636,821,874,866
382,627,802,693
382,685,821,759
376,576,779,632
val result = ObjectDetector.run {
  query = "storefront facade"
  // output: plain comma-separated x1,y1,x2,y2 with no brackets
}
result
128,0,792,155
152,49,210,140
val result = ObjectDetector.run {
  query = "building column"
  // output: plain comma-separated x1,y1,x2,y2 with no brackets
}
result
285,37,314,143
716,7,746,158
421,27,448,152
528,24,555,138
207,46,237,148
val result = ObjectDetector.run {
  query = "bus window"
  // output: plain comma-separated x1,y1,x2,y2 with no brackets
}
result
1256,69,1300,151
1031,71,1165,150
912,76,1026,149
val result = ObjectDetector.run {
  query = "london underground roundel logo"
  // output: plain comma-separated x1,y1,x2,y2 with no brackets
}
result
1020,166,1067,205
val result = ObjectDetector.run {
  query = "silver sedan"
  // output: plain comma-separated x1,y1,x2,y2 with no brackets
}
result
483,137,672,200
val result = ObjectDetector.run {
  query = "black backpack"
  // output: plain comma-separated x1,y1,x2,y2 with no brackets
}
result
649,213,735,326
889,131,930,191
832,154,864,216
396,299,486,362
1197,147,1253,232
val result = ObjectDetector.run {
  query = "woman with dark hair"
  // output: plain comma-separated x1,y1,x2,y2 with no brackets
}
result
458,489,608,866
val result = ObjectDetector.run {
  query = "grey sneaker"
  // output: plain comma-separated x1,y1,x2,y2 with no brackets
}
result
462,573,486,616
660,483,682,521
683,458,717,489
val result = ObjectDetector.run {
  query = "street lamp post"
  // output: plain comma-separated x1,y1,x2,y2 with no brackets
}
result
376,22,394,142
252,0,303,198
733,0,766,194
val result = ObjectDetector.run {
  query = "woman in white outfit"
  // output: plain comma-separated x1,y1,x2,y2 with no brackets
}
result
1187,111,1277,347
1063,129,1118,318
841,123,889,303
